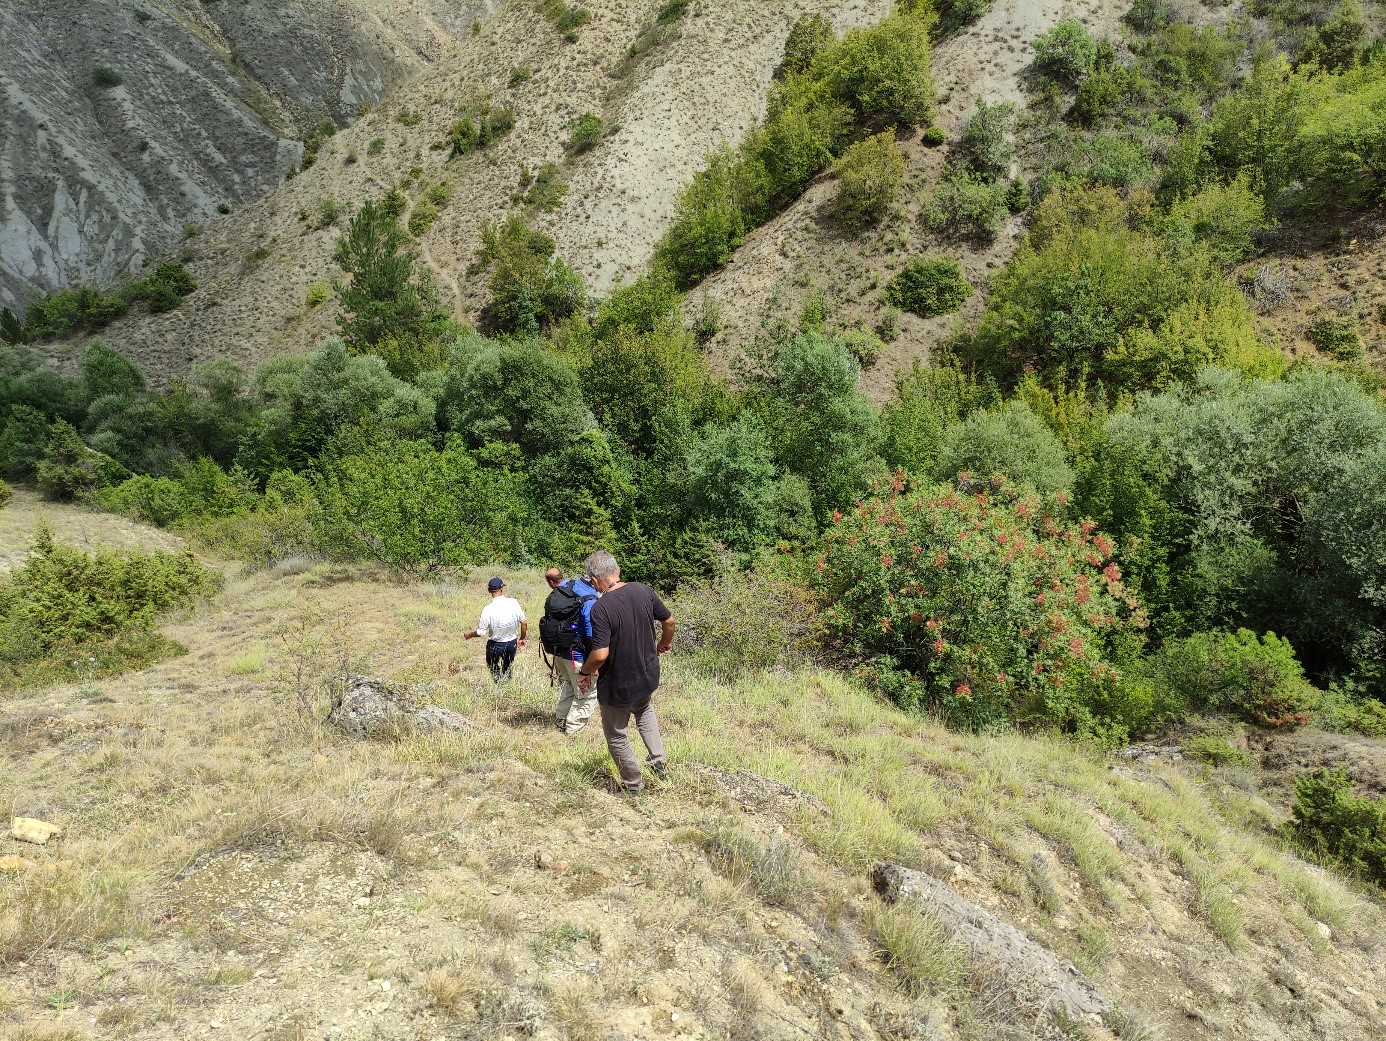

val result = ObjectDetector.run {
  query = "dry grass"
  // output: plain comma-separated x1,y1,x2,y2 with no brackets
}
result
2,504,1383,1039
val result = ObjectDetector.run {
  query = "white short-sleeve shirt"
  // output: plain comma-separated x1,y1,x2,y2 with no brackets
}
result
477,596,526,642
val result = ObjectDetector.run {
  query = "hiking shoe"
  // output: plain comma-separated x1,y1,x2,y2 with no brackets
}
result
648,761,668,782
619,781,647,797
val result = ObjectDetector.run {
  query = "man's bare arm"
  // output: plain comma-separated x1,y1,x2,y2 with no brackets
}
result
657,616,676,654
580,647,610,676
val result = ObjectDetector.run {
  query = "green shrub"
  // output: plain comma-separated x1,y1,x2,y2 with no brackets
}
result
819,474,1141,733
1033,19,1098,84
937,0,993,35
36,421,125,502
567,113,604,154
1153,629,1315,728
654,148,747,289
1184,734,1254,769
1291,768,1386,888
683,415,778,551
676,565,820,678
782,13,835,77
333,200,455,378
924,168,1010,239
18,264,196,341
881,361,996,478
447,99,515,157
0,405,52,479
834,131,906,224
539,0,591,40
959,99,1014,180
368,137,386,155
314,197,342,228
521,163,569,212
476,215,586,336
305,281,331,308
884,257,973,317
0,478,11,509
1307,318,1362,360
934,401,1074,495
99,459,257,527
396,108,422,127
407,199,439,237
92,66,123,88
964,186,1277,390
298,120,337,170
311,437,544,575
1164,173,1270,267
0,527,220,686
1315,689,1386,738
817,14,937,126
921,126,946,146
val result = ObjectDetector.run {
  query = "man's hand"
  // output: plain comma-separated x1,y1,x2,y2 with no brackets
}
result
577,673,593,694
657,641,672,654
519,639,527,650
464,631,479,641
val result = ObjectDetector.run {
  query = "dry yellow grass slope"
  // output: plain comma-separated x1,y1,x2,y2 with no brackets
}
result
3,501,1385,1041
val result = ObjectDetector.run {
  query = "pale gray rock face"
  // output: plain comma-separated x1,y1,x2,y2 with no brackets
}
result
0,0,495,313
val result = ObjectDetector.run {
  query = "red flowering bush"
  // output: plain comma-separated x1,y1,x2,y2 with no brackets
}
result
816,473,1144,731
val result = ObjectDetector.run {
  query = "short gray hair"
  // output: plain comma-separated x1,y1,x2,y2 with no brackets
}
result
584,550,619,582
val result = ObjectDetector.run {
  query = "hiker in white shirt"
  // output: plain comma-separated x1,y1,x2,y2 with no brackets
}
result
464,576,527,683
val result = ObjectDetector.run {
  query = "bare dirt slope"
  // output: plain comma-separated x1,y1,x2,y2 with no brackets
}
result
0,0,498,312
687,0,1131,399
35,0,891,384
3,503,1385,1041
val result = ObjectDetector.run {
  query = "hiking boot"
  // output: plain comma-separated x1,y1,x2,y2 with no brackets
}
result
648,761,668,782
619,781,647,797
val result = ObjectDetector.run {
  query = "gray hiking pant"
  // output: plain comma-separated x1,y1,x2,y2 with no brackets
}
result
599,696,665,788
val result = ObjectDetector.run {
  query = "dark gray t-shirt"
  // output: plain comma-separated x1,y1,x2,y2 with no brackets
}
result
589,582,671,706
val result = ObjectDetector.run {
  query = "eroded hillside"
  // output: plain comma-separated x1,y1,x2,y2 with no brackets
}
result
0,0,498,311
29,0,891,382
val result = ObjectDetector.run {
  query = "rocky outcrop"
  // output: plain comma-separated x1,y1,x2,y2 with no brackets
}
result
0,0,497,312
871,861,1110,1030
328,675,475,739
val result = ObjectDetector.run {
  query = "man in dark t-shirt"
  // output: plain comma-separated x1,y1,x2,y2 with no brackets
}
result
577,549,676,795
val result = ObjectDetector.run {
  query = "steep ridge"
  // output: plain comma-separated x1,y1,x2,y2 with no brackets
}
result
33,0,891,383
0,0,498,312
687,0,1133,399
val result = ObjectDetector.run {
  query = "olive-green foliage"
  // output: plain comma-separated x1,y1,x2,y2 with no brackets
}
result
92,65,123,88
1205,55,1386,215
1292,768,1386,888
881,361,997,478
1306,317,1362,359
963,187,1277,391
654,148,748,289
312,436,544,575
959,98,1014,179
884,257,973,318
1087,368,1386,696
1298,1,1370,71
833,131,906,224
924,168,1010,239
37,420,127,502
2,406,53,479
298,120,337,170
538,0,591,40
567,113,603,154
936,0,994,36
817,14,937,125
99,459,258,528
934,401,1075,495
655,15,935,287
1033,19,1099,83
18,264,196,342
520,163,568,212
782,13,834,77
333,201,454,379
1183,734,1254,768
1150,629,1316,727
748,331,882,520
1164,173,1271,267
236,340,435,478
0,478,10,509
674,563,820,677
447,99,515,157
683,415,778,551
0,527,219,685
407,200,438,237
476,215,586,336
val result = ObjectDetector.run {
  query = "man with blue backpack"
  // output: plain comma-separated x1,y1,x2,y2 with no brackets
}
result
539,566,599,735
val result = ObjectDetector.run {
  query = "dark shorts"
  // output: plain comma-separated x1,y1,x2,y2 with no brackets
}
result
485,639,517,681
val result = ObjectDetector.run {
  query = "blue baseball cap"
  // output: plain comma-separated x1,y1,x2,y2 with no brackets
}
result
487,577,505,591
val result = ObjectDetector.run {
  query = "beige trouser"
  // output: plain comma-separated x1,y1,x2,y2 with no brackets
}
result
553,656,596,734
599,696,665,788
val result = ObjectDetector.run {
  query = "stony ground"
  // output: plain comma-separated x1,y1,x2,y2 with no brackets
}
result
3,499,1386,1041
